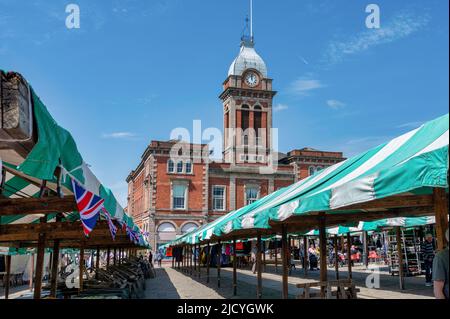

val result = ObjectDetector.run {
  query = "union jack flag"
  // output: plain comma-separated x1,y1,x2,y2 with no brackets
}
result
126,226,139,244
101,208,117,240
71,179,105,236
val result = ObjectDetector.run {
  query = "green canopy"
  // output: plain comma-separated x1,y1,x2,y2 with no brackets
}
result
166,114,448,247
0,73,149,249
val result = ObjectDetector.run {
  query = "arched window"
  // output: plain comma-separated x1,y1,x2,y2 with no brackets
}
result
157,222,176,241
185,161,192,174
254,105,262,111
158,222,176,233
309,166,315,176
176,161,183,173
167,159,174,173
316,166,323,173
181,222,198,234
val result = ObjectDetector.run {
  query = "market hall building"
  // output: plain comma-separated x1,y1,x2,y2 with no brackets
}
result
126,34,345,250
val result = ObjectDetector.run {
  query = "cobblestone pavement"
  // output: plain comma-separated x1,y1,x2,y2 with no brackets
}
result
144,261,435,299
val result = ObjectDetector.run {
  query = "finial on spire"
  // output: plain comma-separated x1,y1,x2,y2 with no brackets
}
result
250,0,253,40
241,0,254,47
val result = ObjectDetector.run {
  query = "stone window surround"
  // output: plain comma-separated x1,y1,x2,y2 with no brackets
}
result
212,185,227,212
167,159,194,175
170,179,190,211
244,183,261,205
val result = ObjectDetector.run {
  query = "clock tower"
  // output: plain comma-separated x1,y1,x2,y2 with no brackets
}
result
219,32,277,165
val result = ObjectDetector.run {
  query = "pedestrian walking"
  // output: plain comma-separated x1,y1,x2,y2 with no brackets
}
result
433,229,449,299
422,233,436,287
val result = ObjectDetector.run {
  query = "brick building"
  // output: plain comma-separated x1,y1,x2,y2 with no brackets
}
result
126,34,345,250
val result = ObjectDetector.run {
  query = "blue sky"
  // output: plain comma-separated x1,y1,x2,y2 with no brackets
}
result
1,0,448,206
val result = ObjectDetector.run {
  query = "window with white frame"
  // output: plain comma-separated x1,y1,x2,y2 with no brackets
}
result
185,161,192,174
167,159,175,173
172,184,187,210
245,186,259,205
309,166,315,176
212,186,226,211
176,161,183,173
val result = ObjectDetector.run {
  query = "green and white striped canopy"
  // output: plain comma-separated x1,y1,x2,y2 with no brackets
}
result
223,113,448,235
304,216,436,236
0,73,149,248
167,114,448,246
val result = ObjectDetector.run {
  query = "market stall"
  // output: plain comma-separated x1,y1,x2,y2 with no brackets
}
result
1,70,150,299
165,113,448,299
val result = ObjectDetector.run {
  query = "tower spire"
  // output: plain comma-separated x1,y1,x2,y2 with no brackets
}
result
241,0,254,47
250,0,253,40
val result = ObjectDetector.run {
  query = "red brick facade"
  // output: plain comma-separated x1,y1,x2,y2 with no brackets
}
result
126,41,345,249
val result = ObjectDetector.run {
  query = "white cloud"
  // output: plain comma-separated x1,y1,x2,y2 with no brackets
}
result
327,99,346,110
324,11,430,64
288,78,325,96
101,132,137,139
274,104,289,112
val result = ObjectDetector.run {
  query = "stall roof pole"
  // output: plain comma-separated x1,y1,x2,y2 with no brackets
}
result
206,241,211,284
33,217,47,299
232,238,237,296
303,236,308,276
95,246,100,279
281,224,289,299
49,239,61,298
334,235,340,280
319,216,328,296
396,227,405,290
79,246,85,294
106,247,110,268
217,241,221,288
4,255,11,299
434,188,449,251
256,233,263,299
347,233,353,280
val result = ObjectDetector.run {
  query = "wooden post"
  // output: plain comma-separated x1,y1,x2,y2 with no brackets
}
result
193,245,197,277
189,245,193,276
303,236,308,276
262,240,266,272
106,247,110,268
79,246,84,293
281,225,289,299
95,246,100,279
217,241,221,288
197,244,201,279
319,217,328,296
256,233,263,299
434,188,449,251
206,241,211,283
347,233,353,280
49,239,61,297
29,253,34,292
33,221,47,299
334,235,339,280
396,227,405,290
113,248,117,266
233,238,237,296
363,231,369,269
4,255,11,299
274,246,278,273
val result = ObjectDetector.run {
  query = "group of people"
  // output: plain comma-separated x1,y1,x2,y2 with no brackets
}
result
147,250,163,268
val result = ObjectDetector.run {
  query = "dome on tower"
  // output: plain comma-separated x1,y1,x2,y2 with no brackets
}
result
228,39,267,78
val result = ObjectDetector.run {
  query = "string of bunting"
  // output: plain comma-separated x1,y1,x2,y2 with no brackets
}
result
71,178,145,244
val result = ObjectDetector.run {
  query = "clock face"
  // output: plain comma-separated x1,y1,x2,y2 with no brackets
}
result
245,72,259,87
